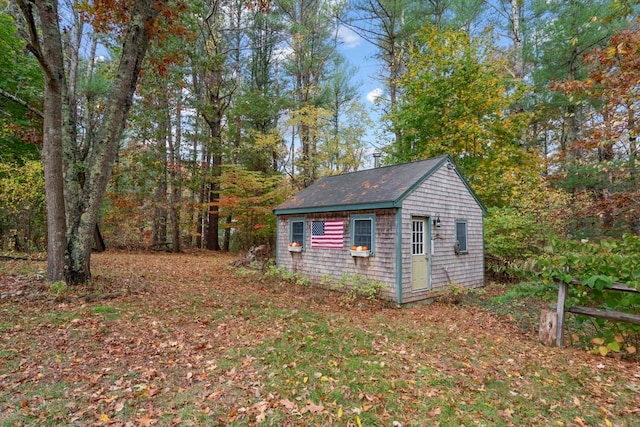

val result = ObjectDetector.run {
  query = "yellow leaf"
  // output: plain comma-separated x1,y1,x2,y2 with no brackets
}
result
591,337,605,345
99,413,110,422
356,415,362,427
605,419,613,427
337,407,343,418
303,376,308,384
598,345,608,356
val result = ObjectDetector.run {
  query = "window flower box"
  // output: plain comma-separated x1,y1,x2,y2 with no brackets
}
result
288,244,303,252
350,249,371,257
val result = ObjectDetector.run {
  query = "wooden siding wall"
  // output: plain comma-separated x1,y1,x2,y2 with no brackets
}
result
276,209,397,300
401,165,484,304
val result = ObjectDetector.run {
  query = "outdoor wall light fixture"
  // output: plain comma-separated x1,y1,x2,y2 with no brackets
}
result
433,216,441,228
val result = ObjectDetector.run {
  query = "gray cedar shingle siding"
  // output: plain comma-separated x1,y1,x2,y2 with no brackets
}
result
400,165,484,304
274,155,485,304
277,209,397,300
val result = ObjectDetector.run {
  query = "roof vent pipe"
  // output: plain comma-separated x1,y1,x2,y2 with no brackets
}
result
373,152,381,168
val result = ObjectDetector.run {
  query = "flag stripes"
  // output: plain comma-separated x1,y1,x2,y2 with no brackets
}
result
311,220,344,249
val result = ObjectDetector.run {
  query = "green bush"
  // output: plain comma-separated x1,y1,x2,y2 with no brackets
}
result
530,235,640,357
0,161,46,252
484,206,555,280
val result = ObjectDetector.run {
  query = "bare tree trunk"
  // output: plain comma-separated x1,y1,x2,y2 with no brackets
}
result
205,135,221,251
190,119,201,248
41,42,67,282
168,87,182,253
19,0,164,284
63,0,164,283
223,215,231,251
510,0,523,81
628,102,638,233
17,0,67,281
152,141,168,248
197,143,210,249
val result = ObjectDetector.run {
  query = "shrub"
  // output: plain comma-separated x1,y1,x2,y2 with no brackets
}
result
529,235,640,357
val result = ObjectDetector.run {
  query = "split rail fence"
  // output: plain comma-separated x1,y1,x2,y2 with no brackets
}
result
539,279,640,347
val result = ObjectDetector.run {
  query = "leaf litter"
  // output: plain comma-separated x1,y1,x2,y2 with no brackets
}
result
1,251,638,426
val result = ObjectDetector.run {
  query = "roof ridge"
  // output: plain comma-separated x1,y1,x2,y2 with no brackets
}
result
319,154,450,179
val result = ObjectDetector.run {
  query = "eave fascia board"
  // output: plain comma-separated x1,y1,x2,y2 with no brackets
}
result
273,201,398,216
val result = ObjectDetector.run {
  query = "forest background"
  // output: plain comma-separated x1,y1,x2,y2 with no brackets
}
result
0,0,639,282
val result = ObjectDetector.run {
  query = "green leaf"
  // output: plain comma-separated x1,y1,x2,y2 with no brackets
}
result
607,341,621,352
583,275,612,291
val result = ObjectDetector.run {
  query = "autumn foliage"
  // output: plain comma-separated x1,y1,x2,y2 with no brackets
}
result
550,23,640,236
78,0,189,39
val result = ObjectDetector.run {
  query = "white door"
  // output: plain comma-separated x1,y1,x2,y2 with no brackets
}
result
411,217,430,290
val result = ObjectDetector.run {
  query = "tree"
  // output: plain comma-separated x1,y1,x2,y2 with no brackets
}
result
344,0,421,148
0,12,43,164
189,0,238,251
0,161,46,252
229,3,287,175
320,57,370,174
218,165,288,250
278,0,341,187
555,22,640,235
16,0,168,283
527,0,619,168
344,0,486,149
389,25,535,207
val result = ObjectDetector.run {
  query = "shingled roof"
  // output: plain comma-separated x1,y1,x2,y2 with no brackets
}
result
274,155,472,215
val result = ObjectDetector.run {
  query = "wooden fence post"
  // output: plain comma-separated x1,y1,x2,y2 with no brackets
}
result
556,282,568,347
542,278,639,348
539,309,558,347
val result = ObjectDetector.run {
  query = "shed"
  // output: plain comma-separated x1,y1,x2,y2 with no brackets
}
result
272,155,486,305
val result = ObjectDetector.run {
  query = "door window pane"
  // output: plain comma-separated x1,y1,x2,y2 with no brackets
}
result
412,220,424,255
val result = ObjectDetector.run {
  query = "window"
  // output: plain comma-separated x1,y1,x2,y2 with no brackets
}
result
290,218,305,246
351,214,375,252
455,220,468,254
412,219,425,255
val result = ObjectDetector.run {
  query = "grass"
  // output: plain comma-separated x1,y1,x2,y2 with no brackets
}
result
1,251,639,426
475,281,555,334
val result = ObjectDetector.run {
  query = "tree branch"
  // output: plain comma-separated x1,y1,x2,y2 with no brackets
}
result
0,88,43,118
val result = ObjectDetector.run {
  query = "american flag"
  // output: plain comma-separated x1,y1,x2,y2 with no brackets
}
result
311,220,344,249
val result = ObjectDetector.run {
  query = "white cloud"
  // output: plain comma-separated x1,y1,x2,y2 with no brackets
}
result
366,88,384,104
337,26,361,49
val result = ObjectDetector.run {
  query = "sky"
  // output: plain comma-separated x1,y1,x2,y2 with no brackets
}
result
336,26,382,103
335,25,388,162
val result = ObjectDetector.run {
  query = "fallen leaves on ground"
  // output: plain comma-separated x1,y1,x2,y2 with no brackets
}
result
1,251,639,426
